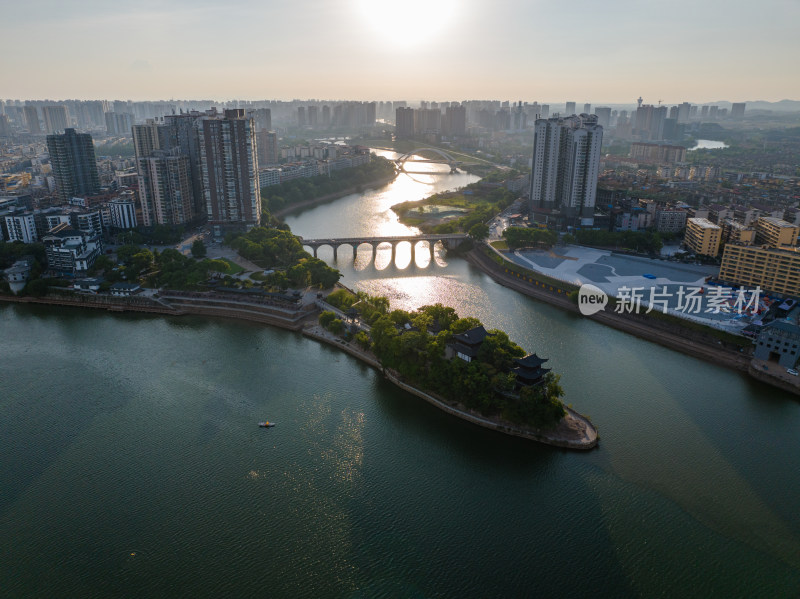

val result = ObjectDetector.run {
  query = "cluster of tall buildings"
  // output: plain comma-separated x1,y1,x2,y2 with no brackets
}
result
133,108,260,234
528,114,604,228
395,105,467,139
296,102,376,129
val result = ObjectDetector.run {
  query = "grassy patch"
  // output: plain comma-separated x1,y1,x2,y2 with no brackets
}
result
490,240,509,250
217,258,245,275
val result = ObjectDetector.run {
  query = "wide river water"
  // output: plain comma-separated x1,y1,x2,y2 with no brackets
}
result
1,152,799,597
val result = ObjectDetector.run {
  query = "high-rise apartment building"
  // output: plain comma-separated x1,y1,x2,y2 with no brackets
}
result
256,130,279,165
594,107,612,128
46,128,100,201
138,150,194,226
42,105,69,134
23,105,41,133
251,108,272,131
105,112,135,136
163,113,204,218
529,114,603,227
565,102,576,115
196,109,260,232
730,103,746,118
444,105,467,136
0,115,11,138
634,105,667,140
395,107,415,139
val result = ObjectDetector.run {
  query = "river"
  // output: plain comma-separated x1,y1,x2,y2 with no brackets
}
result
1,152,799,597
691,139,730,150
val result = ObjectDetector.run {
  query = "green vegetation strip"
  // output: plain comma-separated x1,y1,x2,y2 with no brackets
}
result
322,289,566,429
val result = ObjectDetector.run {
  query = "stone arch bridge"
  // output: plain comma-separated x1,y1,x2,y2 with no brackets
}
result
300,234,469,265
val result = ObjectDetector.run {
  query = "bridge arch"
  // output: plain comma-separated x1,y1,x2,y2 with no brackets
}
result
396,147,459,164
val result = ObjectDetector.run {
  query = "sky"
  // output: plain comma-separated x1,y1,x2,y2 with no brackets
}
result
2,0,798,103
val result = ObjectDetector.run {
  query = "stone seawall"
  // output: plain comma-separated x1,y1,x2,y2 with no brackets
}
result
0,293,312,332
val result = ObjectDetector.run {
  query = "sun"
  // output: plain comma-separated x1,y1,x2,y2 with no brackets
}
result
357,0,456,47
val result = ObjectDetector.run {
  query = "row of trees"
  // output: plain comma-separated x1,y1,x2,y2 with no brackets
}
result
107,245,230,290
574,229,663,254
502,227,558,249
261,156,396,217
322,292,566,429
117,224,187,246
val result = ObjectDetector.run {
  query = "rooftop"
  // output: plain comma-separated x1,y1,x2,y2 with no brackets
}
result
758,216,796,229
688,217,720,230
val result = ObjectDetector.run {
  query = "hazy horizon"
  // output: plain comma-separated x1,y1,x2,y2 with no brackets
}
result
2,0,798,103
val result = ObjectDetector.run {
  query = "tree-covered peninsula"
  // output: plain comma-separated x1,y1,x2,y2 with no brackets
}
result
323,289,566,429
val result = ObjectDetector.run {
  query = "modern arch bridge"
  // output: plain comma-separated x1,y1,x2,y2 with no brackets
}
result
395,148,463,174
300,234,469,265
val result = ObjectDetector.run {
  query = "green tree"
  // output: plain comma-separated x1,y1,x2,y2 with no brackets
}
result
468,223,490,241
319,310,337,328
191,239,207,258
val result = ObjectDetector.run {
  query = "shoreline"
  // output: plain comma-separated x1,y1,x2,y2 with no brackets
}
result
271,172,398,219
463,246,760,376
0,291,598,450
303,324,598,450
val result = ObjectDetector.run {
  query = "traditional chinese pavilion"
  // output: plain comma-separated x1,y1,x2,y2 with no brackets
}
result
446,325,492,362
512,353,550,387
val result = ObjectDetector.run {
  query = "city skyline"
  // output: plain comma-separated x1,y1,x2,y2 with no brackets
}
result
2,0,798,103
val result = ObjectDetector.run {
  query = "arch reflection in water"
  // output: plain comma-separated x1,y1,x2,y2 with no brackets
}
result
304,239,453,271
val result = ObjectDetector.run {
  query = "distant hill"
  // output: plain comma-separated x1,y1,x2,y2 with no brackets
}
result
699,100,800,112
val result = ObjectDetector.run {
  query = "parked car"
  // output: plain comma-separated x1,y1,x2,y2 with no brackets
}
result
787,368,798,376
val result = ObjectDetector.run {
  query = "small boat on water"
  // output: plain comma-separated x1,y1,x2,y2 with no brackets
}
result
258,421,275,428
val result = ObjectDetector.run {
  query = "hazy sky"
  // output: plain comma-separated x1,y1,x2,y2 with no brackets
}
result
2,0,798,103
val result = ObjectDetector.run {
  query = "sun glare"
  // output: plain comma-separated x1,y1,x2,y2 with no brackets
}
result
357,0,456,47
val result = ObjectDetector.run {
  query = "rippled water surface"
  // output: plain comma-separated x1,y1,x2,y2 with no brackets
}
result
2,153,799,597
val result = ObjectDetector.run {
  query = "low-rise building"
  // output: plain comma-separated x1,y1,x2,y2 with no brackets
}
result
42,223,101,276
110,282,142,296
754,217,798,248
654,208,687,233
719,243,800,296
753,322,800,369
4,212,38,243
685,217,722,257
445,325,491,362
721,219,756,245
630,142,687,164
110,191,138,229
3,258,33,294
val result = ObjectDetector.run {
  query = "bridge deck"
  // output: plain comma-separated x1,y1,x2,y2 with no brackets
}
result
301,234,468,245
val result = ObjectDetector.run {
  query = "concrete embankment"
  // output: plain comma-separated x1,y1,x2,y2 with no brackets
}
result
303,324,598,450
0,292,313,332
464,247,752,374
748,362,800,397
271,173,398,219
